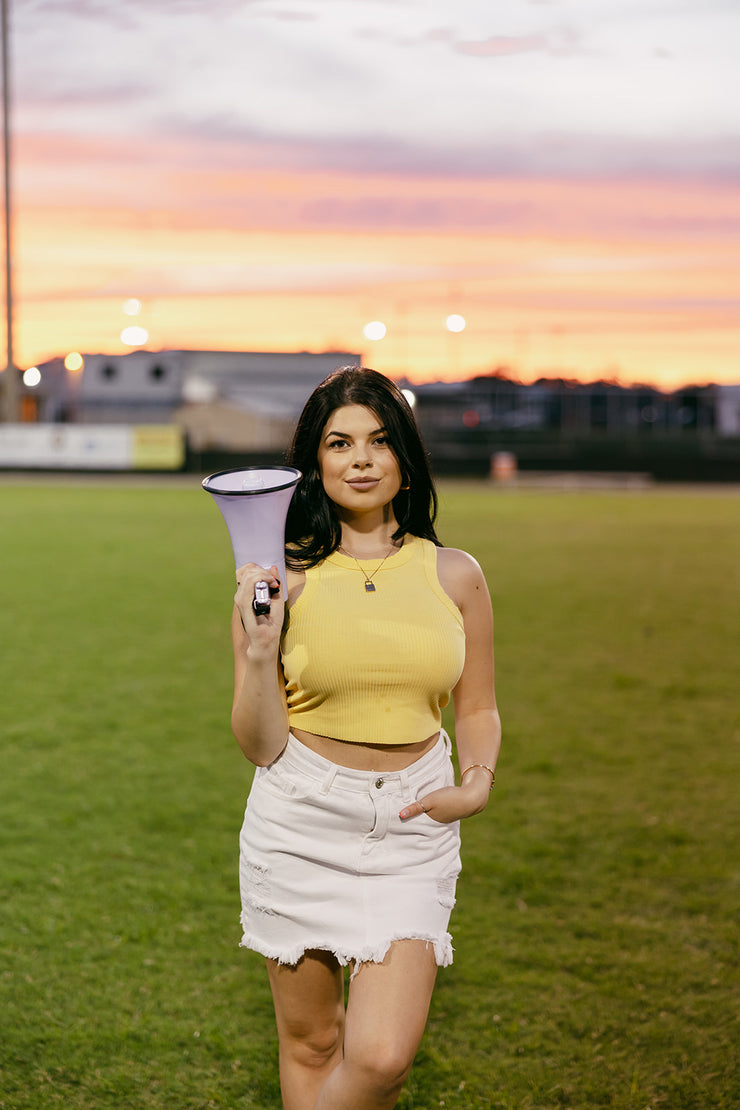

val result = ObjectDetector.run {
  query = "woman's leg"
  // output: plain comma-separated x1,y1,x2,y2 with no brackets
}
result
314,939,438,1110
266,950,346,1110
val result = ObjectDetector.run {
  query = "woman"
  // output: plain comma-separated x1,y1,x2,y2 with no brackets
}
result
231,366,500,1110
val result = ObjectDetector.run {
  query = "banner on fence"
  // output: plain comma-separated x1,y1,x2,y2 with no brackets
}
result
0,424,185,470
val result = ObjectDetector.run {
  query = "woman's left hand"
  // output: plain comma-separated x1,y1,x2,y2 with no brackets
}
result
399,780,491,823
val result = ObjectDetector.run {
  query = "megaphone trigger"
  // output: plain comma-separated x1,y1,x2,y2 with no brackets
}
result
252,580,271,616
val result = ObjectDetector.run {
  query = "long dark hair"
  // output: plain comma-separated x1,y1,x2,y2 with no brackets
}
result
285,366,440,568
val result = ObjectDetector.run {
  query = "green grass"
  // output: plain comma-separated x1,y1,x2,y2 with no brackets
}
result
0,478,737,1109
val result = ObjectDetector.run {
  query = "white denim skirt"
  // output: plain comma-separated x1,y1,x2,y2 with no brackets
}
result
239,730,462,971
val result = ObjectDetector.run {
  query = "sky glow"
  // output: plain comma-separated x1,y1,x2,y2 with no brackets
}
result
6,0,740,387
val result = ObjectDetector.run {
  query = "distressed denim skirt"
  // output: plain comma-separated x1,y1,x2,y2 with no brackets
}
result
238,730,462,971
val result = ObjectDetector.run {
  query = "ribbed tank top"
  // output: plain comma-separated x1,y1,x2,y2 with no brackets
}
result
281,535,466,745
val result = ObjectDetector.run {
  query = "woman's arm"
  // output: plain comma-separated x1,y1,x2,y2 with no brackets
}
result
445,548,501,813
400,547,501,822
230,562,290,767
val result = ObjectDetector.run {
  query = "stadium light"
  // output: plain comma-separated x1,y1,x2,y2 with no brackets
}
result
121,326,149,347
363,320,387,341
64,352,84,373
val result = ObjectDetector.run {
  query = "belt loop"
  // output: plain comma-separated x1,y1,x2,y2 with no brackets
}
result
320,765,338,795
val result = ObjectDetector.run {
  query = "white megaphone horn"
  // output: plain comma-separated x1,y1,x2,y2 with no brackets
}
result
202,466,301,612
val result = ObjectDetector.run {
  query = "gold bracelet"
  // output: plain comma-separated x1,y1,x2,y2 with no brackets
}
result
460,763,495,790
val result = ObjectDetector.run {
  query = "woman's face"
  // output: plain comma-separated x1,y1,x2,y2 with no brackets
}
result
317,404,402,515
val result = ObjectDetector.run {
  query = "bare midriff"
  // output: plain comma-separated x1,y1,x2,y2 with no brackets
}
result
290,727,440,771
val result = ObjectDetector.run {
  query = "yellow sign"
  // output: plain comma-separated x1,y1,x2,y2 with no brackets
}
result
132,425,185,470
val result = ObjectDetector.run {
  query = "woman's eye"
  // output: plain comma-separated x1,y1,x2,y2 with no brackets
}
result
328,439,348,449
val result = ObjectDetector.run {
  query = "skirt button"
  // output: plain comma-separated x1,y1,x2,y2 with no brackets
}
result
375,777,384,789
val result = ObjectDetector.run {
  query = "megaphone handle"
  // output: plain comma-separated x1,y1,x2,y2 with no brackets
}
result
252,580,271,616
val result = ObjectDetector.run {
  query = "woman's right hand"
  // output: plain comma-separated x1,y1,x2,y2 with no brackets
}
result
231,564,290,764
234,563,284,658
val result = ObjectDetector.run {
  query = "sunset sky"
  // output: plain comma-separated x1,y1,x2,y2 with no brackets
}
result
8,0,740,388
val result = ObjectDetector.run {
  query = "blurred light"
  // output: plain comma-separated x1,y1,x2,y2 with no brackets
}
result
363,320,387,341
182,375,217,405
462,409,480,428
123,298,142,316
401,388,416,410
446,314,466,333
23,366,41,388
65,352,84,373
121,326,149,347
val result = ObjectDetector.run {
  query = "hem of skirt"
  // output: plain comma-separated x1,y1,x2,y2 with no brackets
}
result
239,925,454,978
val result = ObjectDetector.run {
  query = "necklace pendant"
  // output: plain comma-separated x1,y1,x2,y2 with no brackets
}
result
364,581,376,593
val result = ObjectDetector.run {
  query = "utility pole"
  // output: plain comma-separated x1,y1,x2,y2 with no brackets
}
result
1,0,17,423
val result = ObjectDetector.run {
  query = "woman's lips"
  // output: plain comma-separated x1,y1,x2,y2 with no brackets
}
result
346,477,379,488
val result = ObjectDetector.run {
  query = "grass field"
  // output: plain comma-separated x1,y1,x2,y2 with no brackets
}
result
0,477,737,1110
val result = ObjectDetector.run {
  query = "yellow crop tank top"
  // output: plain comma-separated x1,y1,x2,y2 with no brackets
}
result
281,535,466,745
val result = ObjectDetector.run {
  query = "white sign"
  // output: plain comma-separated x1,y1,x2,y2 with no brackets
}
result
0,424,183,470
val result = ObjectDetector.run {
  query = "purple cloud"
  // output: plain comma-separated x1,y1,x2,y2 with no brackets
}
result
455,34,549,57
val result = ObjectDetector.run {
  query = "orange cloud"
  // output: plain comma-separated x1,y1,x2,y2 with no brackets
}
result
9,132,740,389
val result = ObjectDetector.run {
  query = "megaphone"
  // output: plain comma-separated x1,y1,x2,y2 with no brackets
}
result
202,466,301,610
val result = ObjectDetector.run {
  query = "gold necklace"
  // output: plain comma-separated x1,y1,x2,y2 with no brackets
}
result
338,543,398,593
